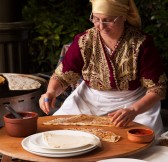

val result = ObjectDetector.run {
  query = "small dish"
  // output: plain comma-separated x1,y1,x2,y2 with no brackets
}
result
3,111,38,137
127,128,154,143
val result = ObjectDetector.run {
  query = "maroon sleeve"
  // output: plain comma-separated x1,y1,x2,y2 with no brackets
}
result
62,33,85,75
138,35,165,84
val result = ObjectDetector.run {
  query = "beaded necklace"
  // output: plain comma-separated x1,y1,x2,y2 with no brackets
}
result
103,34,124,57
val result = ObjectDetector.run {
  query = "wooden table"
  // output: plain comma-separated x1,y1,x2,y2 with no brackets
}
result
0,116,154,162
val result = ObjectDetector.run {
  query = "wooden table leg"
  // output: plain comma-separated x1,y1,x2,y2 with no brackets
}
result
1,155,12,162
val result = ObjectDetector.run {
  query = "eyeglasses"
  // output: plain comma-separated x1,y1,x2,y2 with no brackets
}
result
89,13,119,26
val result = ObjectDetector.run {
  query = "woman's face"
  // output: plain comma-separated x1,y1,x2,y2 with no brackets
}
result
91,13,125,36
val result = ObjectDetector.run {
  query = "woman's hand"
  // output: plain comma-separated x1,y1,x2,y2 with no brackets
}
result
39,92,56,115
108,107,137,127
39,74,64,115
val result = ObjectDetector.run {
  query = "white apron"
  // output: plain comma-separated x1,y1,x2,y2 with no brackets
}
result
53,81,164,137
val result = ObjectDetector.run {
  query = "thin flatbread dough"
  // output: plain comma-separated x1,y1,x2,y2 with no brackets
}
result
43,115,121,143
43,114,114,127
2,73,41,90
42,132,99,148
65,127,121,143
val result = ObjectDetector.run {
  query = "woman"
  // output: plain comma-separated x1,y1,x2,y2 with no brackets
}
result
39,0,167,137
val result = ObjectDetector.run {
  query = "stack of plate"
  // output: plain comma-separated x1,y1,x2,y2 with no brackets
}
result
21,130,101,157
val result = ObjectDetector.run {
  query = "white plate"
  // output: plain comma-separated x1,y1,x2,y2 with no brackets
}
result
29,130,100,150
22,136,98,154
21,136,98,157
161,131,168,139
25,147,97,157
97,158,147,162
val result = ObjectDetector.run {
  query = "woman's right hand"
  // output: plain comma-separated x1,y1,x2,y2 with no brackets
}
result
39,92,56,115
39,73,64,114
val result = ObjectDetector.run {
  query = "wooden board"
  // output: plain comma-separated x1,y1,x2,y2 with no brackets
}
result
0,116,154,162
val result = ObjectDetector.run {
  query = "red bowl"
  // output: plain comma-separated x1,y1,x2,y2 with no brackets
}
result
127,128,154,143
3,112,38,137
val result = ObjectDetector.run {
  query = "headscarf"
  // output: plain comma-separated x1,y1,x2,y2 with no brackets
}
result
90,0,141,28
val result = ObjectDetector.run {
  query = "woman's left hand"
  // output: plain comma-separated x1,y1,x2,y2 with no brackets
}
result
108,107,137,127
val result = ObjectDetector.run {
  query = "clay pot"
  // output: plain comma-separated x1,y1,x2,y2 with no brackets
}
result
127,128,154,143
3,111,38,137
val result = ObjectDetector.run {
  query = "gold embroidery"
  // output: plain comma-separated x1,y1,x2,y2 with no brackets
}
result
142,73,168,99
79,28,111,90
79,26,145,90
159,73,168,85
64,71,81,85
54,26,167,93
147,87,166,99
141,78,155,88
141,73,167,88
113,26,145,90
54,63,81,90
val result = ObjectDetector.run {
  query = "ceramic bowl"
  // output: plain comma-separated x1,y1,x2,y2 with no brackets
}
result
3,111,38,137
127,128,154,143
